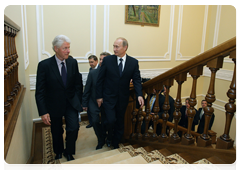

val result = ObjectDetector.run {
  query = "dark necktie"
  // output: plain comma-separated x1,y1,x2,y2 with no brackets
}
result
61,62,67,86
119,58,123,77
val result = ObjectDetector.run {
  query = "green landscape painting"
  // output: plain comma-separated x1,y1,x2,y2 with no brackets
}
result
125,5,160,27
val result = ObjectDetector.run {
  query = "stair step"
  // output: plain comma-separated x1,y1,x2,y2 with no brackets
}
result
63,149,121,164
165,153,189,164
178,152,203,164
61,147,112,164
85,151,131,164
207,156,226,164
94,156,147,170
143,146,155,152
132,161,168,170
158,148,172,157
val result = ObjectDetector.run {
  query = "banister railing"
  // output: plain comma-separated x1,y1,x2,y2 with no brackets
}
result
125,36,236,151
4,15,26,159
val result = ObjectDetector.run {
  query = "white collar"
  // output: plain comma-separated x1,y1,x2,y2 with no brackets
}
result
117,54,126,62
55,55,66,65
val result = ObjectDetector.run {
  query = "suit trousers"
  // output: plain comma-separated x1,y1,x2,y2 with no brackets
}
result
50,101,79,155
88,106,104,144
104,101,126,147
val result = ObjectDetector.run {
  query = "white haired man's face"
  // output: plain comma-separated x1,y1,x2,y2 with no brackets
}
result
54,42,70,61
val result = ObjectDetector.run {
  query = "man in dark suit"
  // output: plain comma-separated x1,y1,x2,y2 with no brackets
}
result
96,37,144,149
82,52,111,150
196,100,215,134
35,35,82,161
141,86,175,135
178,98,198,137
86,55,99,128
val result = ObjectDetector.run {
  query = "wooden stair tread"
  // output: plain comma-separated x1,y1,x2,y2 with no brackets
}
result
85,152,131,164
158,148,172,157
133,161,168,170
63,149,120,164
94,156,147,170
178,152,204,164
207,156,226,164
143,146,155,152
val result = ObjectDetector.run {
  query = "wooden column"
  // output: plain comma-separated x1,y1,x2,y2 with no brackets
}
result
143,89,151,140
198,57,223,147
136,107,144,140
170,72,187,143
130,96,138,139
182,65,203,145
152,87,160,140
159,78,174,142
216,51,236,149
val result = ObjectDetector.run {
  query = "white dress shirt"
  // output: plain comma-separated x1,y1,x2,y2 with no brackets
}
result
117,54,126,72
55,55,67,75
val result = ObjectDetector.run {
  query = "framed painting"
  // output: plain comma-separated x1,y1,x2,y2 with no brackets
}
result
125,5,161,27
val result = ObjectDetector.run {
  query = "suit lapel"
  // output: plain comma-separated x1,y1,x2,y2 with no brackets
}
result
65,58,72,87
113,55,120,77
50,56,65,88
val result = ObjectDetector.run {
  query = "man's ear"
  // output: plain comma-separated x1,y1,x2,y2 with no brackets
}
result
54,46,58,52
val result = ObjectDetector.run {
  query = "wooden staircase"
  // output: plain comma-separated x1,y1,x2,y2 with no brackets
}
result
60,142,225,164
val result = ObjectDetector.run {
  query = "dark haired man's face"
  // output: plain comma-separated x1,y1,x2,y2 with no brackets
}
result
201,101,207,108
88,58,98,68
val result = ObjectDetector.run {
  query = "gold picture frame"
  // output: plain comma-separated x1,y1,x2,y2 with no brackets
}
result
125,5,161,27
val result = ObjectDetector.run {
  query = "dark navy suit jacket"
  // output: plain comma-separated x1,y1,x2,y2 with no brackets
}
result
96,54,142,110
35,55,83,117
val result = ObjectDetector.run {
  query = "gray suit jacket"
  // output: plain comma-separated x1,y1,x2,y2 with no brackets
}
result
82,67,100,114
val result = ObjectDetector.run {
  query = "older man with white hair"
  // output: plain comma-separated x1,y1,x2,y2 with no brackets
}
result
35,35,83,161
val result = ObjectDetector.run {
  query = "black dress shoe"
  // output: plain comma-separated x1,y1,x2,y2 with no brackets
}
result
106,140,112,147
96,144,103,150
86,124,93,128
63,152,75,161
55,153,62,160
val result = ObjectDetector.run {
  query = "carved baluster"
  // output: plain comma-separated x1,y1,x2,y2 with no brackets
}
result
197,57,223,147
170,72,187,143
10,29,18,95
159,79,174,142
136,107,144,139
130,96,138,139
5,26,14,105
152,88,160,140
143,89,151,140
6,28,16,99
182,66,203,145
13,30,21,90
4,65,11,116
216,51,236,149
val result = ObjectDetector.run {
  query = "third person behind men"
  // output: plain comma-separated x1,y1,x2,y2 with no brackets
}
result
82,52,111,150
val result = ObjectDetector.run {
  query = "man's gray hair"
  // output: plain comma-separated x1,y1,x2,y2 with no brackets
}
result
52,35,71,52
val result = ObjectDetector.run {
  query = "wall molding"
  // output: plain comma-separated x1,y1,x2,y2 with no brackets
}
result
29,67,233,91
21,5,29,69
103,5,112,54
136,5,175,62
175,5,208,61
36,5,97,63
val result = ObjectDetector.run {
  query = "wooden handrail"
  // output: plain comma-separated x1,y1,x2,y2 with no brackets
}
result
125,36,235,152
142,37,236,89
